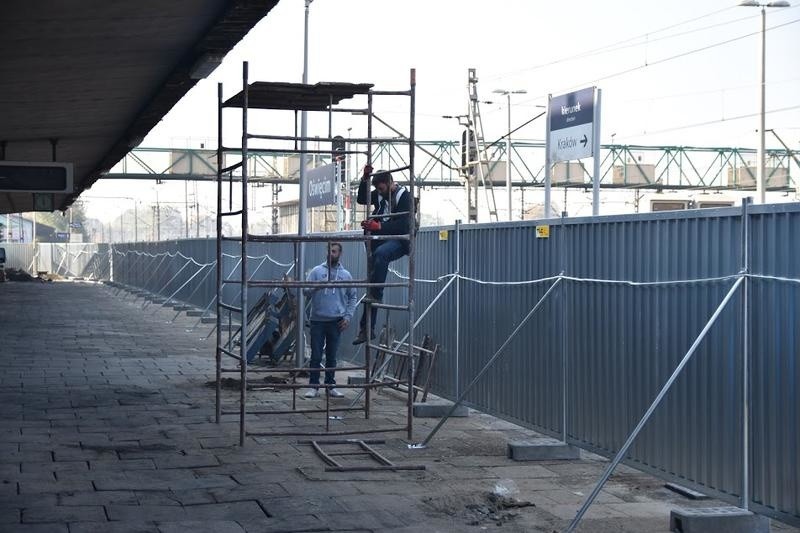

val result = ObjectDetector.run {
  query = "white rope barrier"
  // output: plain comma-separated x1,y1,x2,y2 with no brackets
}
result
389,268,756,287
560,272,744,287
110,248,294,269
748,273,800,285
112,248,800,289
113,248,214,268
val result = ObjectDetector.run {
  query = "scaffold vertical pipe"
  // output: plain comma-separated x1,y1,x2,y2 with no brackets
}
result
239,62,250,447
364,91,374,419
406,68,416,441
328,94,333,139
365,306,372,419
215,81,223,424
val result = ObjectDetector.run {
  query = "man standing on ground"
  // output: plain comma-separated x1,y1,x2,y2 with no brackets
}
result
304,242,358,398
353,165,412,344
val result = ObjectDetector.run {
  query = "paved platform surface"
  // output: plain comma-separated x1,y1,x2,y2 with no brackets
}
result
1,281,797,533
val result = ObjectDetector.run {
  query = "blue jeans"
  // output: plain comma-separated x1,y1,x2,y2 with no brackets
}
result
309,319,342,385
360,239,409,331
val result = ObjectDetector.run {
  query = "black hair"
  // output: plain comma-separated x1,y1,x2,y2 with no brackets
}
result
329,242,343,252
371,171,392,187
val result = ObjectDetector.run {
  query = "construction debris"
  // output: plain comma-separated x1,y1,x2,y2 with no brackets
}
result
205,375,289,391
299,438,426,473
5,269,39,282
2,269,59,283
422,488,536,528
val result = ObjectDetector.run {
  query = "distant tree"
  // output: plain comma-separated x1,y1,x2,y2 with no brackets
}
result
34,201,89,239
36,212,68,233
158,205,185,240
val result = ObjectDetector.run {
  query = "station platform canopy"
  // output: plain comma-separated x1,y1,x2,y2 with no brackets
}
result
0,0,280,215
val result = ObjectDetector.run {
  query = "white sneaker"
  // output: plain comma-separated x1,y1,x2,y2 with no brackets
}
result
304,388,319,398
328,388,344,398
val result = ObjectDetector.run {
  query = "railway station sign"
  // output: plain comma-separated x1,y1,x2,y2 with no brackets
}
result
548,87,595,163
306,163,336,208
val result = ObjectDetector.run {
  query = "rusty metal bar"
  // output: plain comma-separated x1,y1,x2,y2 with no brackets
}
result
247,427,407,437
220,364,367,374
223,406,364,416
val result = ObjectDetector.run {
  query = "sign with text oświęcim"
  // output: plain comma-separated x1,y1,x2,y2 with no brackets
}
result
307,163,336,208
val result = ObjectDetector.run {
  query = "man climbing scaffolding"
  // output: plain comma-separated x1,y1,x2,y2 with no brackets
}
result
353,164,412,345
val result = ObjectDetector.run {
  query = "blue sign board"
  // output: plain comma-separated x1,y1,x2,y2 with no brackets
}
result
549,87,595,131
307,163,336,208
548,87,596,162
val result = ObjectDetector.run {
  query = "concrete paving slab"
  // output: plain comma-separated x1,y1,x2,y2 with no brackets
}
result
507,438,581,461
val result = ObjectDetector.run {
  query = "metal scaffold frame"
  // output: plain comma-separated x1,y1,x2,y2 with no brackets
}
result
215,62,418,446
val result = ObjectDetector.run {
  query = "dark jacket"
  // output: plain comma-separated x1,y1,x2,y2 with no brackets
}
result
357,179,412,237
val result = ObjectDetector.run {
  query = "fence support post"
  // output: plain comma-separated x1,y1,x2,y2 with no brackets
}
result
455,219,461,397
741,196,752,510
560,211,568,443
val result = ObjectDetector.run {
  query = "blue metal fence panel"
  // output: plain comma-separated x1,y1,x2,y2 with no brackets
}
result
456,220,562,435
562,209,744,505
748,204,800,525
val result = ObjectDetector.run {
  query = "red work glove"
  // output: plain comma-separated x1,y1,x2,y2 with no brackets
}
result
362,164,373,181
361,219,381,232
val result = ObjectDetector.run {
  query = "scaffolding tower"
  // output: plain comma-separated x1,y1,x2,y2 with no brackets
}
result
215,62,418,445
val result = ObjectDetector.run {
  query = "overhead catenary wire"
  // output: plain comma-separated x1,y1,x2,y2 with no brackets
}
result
621,76,800,106
572,9,797,61
620,104,800,139
497,17,800,139
486,5,741,82
370,113,458,171
484,111,547,151
515,17,800,109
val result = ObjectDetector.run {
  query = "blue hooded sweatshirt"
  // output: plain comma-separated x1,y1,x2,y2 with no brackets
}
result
305,262,358,322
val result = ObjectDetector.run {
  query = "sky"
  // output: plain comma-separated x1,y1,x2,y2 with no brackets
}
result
83,0,800,225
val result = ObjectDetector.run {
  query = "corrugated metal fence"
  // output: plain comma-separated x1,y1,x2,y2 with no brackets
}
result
10,203,799,526
2,242,110,279
1,243,35,271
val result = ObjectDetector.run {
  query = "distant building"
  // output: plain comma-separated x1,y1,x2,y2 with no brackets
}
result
1,215,63,243
277,200,343,234
1,214,32,242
